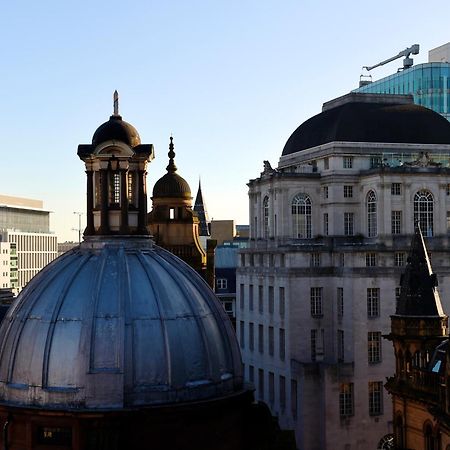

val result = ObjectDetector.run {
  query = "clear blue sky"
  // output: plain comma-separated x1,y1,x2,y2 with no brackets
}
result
1,0,449,241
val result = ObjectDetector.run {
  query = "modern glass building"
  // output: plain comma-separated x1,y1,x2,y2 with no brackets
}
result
354,62,450,121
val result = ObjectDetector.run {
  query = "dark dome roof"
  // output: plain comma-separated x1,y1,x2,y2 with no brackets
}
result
282,101,450,156
153,172,192,199
92,115,141,147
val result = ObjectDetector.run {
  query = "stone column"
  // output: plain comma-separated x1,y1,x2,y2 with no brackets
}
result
85,167,95,235
137,164,149,234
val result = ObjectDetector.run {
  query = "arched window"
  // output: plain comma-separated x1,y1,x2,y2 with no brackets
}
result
263,196,270,238
424,423,434,450
414,190,434,237
395,416,404,449
292,194,312,238
367,190,377,237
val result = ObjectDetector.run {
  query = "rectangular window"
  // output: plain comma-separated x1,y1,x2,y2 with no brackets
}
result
240,284,244,310
344,212,354,236
340,253,345,267
369,381,383,415
269,326,274,356
368,331,382,364
343,156,353,169
391,183,401,195
370,156,381,168
311,329,317,361
324,157,329,170
291,379,298,418
337,287,344,318
258,324,264,353
339,383,354,417
280,376,286,409
323,213,329,236
367,288,380,318
249,365,254,383
323,186,329,199
279,287,285,318
268,286,274,313
216,278,227,289
258,285,264,313
338,330,344,362
395,287,401,310
391,211,402,235
240,321,245,349
258,369,264,399
279,328,285,361
446,184,450,196
344,185,353,198
269,372,275,405
365,253,377,267
394,252,405,267
447,211,450,232
113,173,121,204
128,172,135,204
249,322,254,351
311,252,321,267
249,285,254,311
310,287,323,317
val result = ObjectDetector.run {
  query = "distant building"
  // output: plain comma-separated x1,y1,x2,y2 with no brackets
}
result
386,227,449,450
354,43,450,121
0,195,57,291
237,92,450,449
57,241,78,257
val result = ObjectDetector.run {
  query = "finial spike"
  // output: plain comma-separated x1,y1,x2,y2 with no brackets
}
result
113,90,119,116
167,136,177,173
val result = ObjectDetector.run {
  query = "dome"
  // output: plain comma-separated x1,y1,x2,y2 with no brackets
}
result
282,95,450,156
0,238,242,409
153,172,192,199
92,115,141,148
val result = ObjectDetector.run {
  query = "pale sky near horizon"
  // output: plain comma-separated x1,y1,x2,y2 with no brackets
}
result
1,0,449,241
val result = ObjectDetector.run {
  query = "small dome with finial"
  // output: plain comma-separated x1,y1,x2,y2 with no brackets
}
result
153,137,192,199
91,91,141,148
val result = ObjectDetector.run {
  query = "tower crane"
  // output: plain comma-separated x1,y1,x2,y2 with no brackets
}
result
362,44,420,72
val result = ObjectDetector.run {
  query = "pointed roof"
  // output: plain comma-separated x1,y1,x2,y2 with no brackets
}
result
396,225,445,317
194,179,210,236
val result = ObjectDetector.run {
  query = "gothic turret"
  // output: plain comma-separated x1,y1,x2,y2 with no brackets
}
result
77,91,154,236
386,225,448,449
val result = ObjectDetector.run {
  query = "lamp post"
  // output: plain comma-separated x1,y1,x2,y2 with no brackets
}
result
73,212,84,244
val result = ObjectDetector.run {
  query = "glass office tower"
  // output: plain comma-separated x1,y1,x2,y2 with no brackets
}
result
354,63,450,121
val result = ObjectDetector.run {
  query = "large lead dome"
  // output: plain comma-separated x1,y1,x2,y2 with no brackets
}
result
0,238,242,409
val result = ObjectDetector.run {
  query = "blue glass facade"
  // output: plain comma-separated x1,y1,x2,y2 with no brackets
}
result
354,63,450,121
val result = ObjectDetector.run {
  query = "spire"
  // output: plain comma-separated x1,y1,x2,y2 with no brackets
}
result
194,178,210,236
396,224,444,316
113,90,119,116
166,136,177,173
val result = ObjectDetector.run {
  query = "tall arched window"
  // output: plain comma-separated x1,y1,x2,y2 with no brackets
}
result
263,196,270,238
292,194,312,238
424,423,434,450
367,190,377,237
414,190,434,237
395,416,404,449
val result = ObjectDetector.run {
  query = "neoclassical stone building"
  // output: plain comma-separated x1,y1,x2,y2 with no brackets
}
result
236,93,450,450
